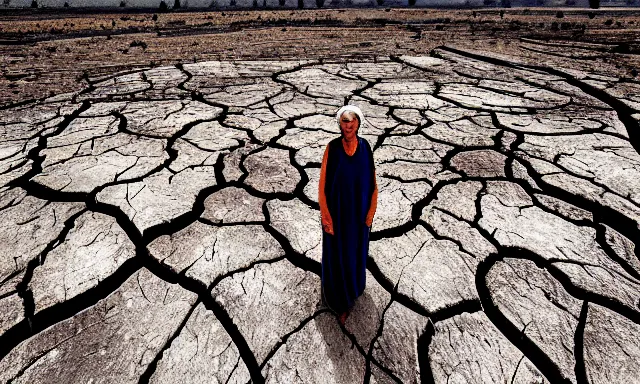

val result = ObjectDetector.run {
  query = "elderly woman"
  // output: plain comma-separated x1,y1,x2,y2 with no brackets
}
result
318,105,378,325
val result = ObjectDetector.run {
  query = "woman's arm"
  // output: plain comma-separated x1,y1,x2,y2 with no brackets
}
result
365,169,378,228
318,145,334,235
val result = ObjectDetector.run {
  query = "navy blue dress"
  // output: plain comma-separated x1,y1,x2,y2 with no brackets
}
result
322,136,375,314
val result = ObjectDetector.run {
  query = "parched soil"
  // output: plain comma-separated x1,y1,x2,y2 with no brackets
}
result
1,7,640,106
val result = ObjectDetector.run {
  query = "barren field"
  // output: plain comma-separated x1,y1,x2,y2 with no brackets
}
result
1,8,640,104
1,7,640,384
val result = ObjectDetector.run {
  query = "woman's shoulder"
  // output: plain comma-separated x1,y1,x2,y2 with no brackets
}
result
358,136,373,153
326,137,342,154
328,137,342,147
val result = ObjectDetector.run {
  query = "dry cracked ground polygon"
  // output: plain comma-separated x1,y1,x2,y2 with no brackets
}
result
1,40,640,384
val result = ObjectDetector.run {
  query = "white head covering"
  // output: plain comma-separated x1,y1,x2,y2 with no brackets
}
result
336,105,364,129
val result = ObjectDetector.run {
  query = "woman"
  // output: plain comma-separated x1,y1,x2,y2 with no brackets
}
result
318,105,378,325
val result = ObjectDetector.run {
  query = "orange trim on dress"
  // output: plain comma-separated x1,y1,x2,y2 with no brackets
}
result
319,145,333,235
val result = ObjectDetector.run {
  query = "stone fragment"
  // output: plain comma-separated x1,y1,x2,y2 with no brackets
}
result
30,211,136,314
362,81,435,109
36,132,167,193
583,304,640,383
203,78,284,107
262,312,366,383
425,120,498,147
181,121,248,153
277,68,366,99
501,130,518,151
487,258,582,382
428,180,482,222
534,193,593,222
345,61,411,80
222,143,263,183
272,91,340,120
0,269,197,384
202,187,265,224
294,114,337,132
150,303,250,384
369,225,478,314
374,177,431,231
144,66,188,90
148,222,282,287
429,311,547,383
0,101,66,131
511,158,541,190
244,147,300,194
393,109,428,126
421,208,496,261
0,188,84,284
344,271,391,352
540,171,640,226
521,133,640,206
184,60,311,80
0,137,37,187
211,259,320,365
450,150,507,178
479,182,640,313
169,138,221,173
303,167,321,204
425,96,483,123
277,127,334,152
376,160,458,185
440,82,569,111
376,134,452,165
267,198,321,263
496,112,602,134
602,224,640,276
80,72,150,100
224,113,286,144
371,301,428,383
121,100,222,138
97,167,217,233
398,56,446,69
0,292,23,335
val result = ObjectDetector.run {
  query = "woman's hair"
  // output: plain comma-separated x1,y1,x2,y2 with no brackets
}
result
340,111,361,129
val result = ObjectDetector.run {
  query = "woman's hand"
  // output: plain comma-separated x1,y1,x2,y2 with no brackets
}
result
322,214,334,235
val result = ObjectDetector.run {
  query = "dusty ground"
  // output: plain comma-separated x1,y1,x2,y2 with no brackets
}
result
1,8,640,105
1,8,640,384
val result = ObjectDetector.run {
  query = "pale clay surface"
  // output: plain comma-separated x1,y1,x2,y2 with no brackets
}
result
1,48,640,383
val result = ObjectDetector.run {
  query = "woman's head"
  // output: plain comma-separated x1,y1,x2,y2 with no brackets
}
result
336,105,364,142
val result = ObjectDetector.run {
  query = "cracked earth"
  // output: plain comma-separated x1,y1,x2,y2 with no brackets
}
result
1,33,640,383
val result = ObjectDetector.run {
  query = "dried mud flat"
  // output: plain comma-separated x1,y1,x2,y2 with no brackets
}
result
2,8,640,384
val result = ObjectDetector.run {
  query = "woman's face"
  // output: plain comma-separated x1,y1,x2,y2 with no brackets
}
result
339,112,359,141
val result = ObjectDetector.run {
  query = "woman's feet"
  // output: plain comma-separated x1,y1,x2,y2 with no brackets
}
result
338,312,348,326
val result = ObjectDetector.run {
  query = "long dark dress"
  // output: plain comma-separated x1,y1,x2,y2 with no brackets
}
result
321,136,375,314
